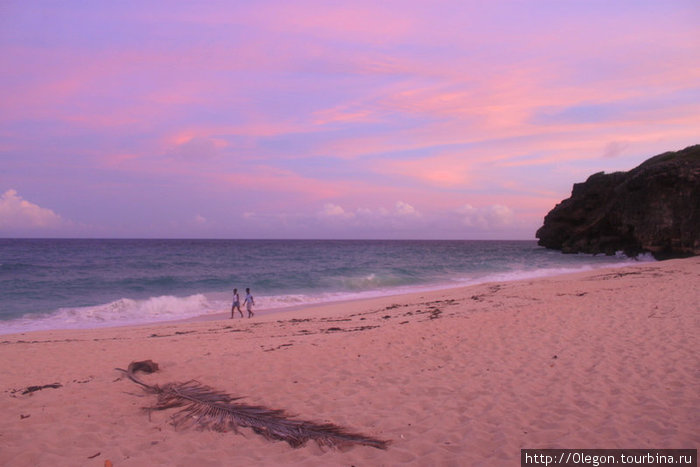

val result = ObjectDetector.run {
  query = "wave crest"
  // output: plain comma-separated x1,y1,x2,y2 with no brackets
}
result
0,294,223,335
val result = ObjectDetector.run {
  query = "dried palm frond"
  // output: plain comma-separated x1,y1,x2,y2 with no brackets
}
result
117,360,389,450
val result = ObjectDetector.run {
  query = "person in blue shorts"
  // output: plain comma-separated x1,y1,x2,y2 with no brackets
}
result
231,288,243,318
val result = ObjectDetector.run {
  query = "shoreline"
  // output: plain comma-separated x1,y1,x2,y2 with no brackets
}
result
0,255,656,337
1,256,698,466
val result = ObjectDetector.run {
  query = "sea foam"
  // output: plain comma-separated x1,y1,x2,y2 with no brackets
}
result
0,294,225,335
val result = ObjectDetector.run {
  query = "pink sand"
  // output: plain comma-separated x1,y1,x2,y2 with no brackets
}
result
1,257,698,466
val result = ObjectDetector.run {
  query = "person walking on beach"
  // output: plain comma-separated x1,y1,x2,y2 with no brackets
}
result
244,288,255,318
231,288,243,319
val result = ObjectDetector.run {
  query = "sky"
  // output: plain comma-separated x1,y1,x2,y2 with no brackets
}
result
1,0,698,240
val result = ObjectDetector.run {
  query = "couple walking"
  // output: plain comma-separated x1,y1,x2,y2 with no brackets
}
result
231,288,255,318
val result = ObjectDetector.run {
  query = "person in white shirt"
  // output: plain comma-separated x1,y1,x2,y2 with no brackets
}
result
244,288,255,318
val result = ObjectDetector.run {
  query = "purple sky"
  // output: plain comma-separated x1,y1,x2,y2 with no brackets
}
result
1,1,698,239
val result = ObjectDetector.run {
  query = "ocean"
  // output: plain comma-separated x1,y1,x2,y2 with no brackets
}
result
0,239,653,335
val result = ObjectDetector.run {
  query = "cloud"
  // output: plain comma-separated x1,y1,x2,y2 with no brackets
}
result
457,204,514,229
317,201,421,225
2,2,698,240
379,154,475,188
318,203,355,219
223,167,345,201
0,189,65,230
602,141,630,159
313,105,378,126
394,201,420,217
169,136,229,160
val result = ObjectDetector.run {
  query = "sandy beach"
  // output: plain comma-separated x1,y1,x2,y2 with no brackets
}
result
1,256,698,467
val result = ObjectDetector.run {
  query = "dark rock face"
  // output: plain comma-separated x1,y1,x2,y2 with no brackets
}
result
536,145,700,259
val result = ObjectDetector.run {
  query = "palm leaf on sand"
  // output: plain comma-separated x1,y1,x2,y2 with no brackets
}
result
117,360,389,450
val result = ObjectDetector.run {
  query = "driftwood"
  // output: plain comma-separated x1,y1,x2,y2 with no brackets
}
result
117,360,388,450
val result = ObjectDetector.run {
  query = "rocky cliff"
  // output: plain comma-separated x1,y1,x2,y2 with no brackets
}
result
536,144,700,259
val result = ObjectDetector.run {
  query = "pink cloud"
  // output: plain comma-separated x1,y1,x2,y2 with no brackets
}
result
252,2,416,46
376,154,477,188
2,1,697,239
164,120,310,147
457,204,514,229
313,201,426,237
318,203,355,220
0,189,66,230
313,106,378,126
218,166,344,201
